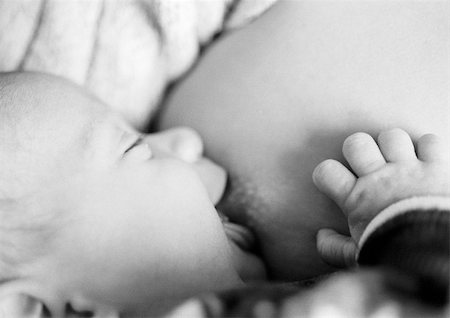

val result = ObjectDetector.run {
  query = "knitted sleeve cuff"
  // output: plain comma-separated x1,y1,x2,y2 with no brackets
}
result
356,196,450,305
358,196,450,253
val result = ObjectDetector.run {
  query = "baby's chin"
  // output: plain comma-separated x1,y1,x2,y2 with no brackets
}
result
228,240,267,282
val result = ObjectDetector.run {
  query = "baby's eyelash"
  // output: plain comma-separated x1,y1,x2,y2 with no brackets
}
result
123,136,144,154
121,136,153,163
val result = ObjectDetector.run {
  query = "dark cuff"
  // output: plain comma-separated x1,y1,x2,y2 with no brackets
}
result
357,197,450,306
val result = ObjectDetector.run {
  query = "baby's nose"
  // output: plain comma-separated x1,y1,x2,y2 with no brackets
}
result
143,127,204,162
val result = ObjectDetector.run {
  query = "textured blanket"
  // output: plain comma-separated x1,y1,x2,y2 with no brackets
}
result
0,0,276,128
165,270,449,318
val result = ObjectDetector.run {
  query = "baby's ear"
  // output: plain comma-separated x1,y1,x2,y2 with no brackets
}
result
0,278,65,317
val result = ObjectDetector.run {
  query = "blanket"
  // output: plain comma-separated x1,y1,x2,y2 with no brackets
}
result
165,270,449,318
0,0,277,128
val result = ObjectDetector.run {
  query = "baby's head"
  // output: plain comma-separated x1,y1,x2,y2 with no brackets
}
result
0,73,264,315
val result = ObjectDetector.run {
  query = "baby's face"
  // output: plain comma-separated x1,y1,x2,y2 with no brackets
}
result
29,157,241,315
1,73,263,315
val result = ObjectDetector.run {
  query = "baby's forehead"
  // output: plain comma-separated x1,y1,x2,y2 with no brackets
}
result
0,74,117,197
2,100,95,155
0,75,111,147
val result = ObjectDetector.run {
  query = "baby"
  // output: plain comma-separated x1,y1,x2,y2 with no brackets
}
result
0,72,265,316
0,1,448,315
1,72,449,317
2,0,448,284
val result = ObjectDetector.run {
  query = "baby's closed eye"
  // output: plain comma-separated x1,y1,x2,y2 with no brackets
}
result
122,137,153,164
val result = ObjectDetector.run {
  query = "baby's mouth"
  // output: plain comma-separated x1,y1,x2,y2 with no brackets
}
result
216,181,256,252
217,181,266,280
195,160,257,252
222,218,256,251
216,179,266,280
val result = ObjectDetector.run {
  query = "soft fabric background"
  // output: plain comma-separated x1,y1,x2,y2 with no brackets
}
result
0,0,277,128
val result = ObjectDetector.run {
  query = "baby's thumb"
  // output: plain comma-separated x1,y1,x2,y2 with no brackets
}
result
316,228,357,268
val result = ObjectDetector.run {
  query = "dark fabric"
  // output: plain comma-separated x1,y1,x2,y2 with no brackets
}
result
358,209,450,305
189,269,449,318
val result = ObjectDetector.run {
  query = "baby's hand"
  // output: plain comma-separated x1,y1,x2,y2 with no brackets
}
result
313,128,450,268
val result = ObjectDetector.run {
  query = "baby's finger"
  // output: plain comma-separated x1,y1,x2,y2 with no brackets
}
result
343,133,386,176
317,229,357,268
313,159,356,212
377,129,416,162
417,134,450,162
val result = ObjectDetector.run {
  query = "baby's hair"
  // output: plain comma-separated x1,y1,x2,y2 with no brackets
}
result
0,199,24,281
0,196,59,283
0,73,31,199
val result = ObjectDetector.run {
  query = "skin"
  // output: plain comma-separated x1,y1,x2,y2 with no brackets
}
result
0,1,448,313
0,72,264,316
314,129,450,267
160,0,450,279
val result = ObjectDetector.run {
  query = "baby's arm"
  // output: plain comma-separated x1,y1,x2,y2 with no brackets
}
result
313,128,450,269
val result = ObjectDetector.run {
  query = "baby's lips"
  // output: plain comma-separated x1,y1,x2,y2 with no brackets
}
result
192,158,227,205
222,221,256,252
